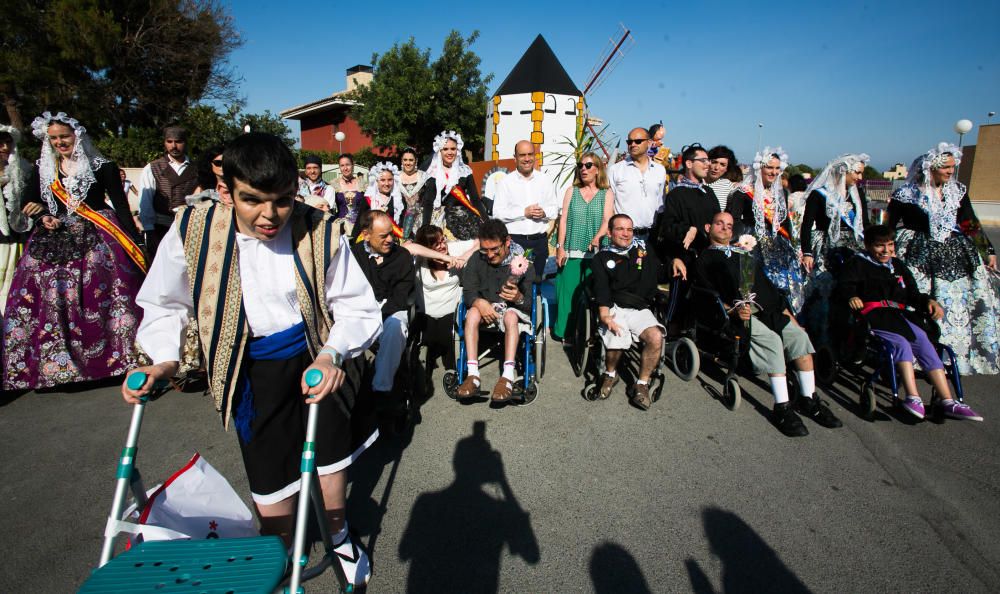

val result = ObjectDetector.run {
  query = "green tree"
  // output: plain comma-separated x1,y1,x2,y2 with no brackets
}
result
349,31,492,158
1,0,242,135
862,165,882,180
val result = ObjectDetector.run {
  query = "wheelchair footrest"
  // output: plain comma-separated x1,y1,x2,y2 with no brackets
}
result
79,536,287,593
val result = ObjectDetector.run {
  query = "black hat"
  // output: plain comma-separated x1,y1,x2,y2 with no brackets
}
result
303,155,322,166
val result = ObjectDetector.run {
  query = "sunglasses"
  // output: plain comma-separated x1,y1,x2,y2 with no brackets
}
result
578,162,597,170
211,159,223,167
625,138,649,145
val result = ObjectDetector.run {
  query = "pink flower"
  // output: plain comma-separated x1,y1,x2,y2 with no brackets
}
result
508,255,530,277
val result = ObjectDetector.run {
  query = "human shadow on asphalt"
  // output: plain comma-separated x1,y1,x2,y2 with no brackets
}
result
398,420,539,593
590,541,652,593
686,507,811,594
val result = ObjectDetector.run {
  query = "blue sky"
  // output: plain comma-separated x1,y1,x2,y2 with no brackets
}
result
226,0,999,170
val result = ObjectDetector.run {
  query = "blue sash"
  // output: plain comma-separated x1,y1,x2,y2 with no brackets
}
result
235,321,309,442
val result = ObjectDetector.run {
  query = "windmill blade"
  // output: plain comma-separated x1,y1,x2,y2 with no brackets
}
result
583,24,634,97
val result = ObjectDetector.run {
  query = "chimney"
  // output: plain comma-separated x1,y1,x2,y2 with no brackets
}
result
345,65,373,92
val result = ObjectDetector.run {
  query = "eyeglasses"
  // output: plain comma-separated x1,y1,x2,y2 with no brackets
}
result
211,159,223,167
625,138,649,145
578,162,596,170
479,245,503,255
689,157,710,164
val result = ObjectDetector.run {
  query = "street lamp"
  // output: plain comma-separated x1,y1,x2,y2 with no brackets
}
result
989,111,997,125
334,131,346,154
756,122,763,154
954,119,973,148
243,123,251,134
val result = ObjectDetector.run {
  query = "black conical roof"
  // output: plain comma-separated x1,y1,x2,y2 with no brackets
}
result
494,34,581,96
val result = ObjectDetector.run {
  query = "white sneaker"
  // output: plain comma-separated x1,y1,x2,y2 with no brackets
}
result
333,531,371,589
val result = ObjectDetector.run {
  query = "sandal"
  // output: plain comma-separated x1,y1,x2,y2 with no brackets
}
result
491,377,514,404
456,375,480,399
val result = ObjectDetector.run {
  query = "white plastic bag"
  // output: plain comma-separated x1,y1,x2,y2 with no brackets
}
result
127,452,258,544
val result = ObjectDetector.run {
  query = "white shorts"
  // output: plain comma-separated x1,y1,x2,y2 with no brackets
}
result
599,307,664,350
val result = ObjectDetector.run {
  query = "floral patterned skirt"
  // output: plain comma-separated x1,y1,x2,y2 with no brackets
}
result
3,213,144,390
896,229,999,375
800,233,863,347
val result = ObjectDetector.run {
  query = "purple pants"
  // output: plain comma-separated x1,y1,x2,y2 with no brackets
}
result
871,320,943,371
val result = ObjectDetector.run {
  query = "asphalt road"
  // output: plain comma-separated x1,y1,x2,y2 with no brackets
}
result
2,231,999,593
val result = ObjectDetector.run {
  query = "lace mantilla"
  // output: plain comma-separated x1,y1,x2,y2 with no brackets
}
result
31,111,108,218
739,146,788,239
803,153,869,244
426,130,472,207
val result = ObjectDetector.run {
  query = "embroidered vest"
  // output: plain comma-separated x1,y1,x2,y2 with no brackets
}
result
150,156,198,215
176,201,340,428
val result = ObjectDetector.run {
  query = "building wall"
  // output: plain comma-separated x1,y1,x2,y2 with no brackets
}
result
968,124,999,202
299,109,375,154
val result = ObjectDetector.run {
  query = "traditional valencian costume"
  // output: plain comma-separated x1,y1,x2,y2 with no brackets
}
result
332,165,367,228
727,147,805,313
0,124,32,311
799,153,870,345
888,143,999,375
398,163,429,240
3,113,145,390
136,200,382,503
420,131,487,250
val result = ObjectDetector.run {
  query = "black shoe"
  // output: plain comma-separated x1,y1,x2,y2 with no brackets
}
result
795,394,843,428
772,402,809,437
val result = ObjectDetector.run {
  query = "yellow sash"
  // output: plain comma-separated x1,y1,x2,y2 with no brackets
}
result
449,185,481,218
49,179,147,273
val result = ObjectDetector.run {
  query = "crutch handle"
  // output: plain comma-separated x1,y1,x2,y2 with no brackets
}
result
126,371,170,392
304,368,323,388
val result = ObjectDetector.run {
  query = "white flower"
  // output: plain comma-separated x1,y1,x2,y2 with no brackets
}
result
736,234,757,251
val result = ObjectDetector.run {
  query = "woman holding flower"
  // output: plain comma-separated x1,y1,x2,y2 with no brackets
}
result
553,152,615,342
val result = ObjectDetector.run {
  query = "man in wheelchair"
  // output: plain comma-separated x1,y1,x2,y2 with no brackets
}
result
352,211,416,408
456,219,536,404
591,214,686,410
837,225,983,421
697,212,842,436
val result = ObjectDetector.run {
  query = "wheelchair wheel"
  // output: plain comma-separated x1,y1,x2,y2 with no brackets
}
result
668,337,700,382
815,345,837,386
521,380,539,406
443,370,459,400
722,377,741,411
582,382,600,401
859,380,877,418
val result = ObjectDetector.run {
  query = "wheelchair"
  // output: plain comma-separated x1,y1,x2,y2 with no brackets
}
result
573,277,699,402
687,284,752,410
442,285,549,404
823,302,966,419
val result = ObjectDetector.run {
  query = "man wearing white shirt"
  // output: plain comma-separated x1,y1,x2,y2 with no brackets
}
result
123,133,379,589
137,126,198,255
492,140,559,278
607,127,667,241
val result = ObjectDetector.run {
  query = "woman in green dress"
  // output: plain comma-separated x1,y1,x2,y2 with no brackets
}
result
553,152,615,341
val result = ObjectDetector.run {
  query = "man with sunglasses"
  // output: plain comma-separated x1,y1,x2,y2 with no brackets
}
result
656,143,720,262
137,125,198,255
607,127,667,242
455,219,536,405
493,140,558,279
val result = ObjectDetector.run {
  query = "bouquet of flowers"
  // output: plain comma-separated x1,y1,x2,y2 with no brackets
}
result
507,254,530,287
735,249,759,328
735,234,757,252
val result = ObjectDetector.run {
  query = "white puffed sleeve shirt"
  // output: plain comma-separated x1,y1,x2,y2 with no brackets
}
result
136,222,382,365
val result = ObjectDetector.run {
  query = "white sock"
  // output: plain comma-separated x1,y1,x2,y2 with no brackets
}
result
770,376,789,404
797,370,816,398
502,360,516,381
636,379,648,385
467,360,480,382
605,369,617,377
